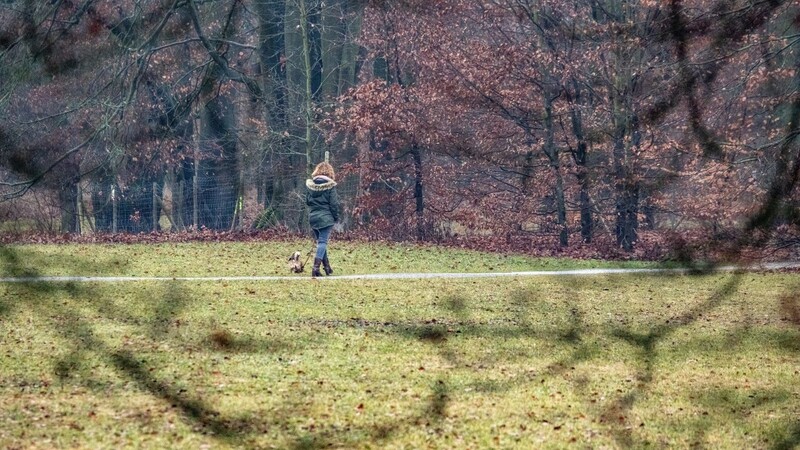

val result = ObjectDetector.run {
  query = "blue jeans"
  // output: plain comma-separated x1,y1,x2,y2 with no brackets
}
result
312,226,332,260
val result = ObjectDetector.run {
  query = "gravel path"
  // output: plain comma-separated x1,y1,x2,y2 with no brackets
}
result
1,262,798,283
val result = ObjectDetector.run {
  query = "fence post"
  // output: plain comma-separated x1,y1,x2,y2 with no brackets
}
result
192,175,198,229
76,183,82,235
111,184,119,234
152,181,158,232
177,179,185,231
112,184,117,233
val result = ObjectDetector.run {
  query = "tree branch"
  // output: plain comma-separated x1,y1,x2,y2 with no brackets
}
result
186,0,263,99
1,124,107,201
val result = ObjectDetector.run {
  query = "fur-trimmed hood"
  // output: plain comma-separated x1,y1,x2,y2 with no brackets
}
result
306,175,341,230
306,176,337,191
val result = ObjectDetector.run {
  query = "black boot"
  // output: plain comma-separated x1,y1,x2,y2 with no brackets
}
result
322,254,333,276
311,258,322,277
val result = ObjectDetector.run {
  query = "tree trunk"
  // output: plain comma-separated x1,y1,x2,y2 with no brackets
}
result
578,168,592,242
612,116,639,252
320,0,345,101
255,0,289,220
59,178,79,233
543,93,568,247
298,0,316,174
164,171,185,231
91,168,115,232
190,3,241,230
570,78,593,243
199,89,238,230
338,3,363,94
609,0,641,252
115,180,155,233
285,0,312,175
411,142,425,241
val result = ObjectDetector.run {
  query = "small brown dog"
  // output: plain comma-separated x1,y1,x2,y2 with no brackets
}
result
288,251,305,273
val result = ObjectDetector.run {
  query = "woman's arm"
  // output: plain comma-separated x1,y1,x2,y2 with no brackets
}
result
329,189,341,223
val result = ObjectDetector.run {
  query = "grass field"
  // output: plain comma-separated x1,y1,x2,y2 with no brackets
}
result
0,240,656,278
1,241,799,449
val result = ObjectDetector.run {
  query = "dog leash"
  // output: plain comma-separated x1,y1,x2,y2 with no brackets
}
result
302,246,315,268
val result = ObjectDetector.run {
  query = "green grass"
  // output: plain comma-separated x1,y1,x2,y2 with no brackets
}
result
0,242,798,449
0,241,655,278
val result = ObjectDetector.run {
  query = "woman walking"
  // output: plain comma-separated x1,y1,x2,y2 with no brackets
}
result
306,161,340,277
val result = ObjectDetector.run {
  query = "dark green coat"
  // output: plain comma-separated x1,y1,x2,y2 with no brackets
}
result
306,177,340,230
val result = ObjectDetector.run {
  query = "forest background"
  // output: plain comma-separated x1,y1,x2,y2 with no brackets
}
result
1,0,798,261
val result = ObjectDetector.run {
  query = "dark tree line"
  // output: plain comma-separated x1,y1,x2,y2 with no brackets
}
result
0,0,798,256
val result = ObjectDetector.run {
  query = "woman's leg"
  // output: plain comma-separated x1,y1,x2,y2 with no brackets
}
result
322,248,333,276
321,227,334,274
314,226,332,260
311,228,323,277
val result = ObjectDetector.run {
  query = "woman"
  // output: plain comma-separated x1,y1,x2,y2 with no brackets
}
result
305,161,340,277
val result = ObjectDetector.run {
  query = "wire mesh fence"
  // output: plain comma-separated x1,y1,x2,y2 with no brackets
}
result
2,173,360,235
